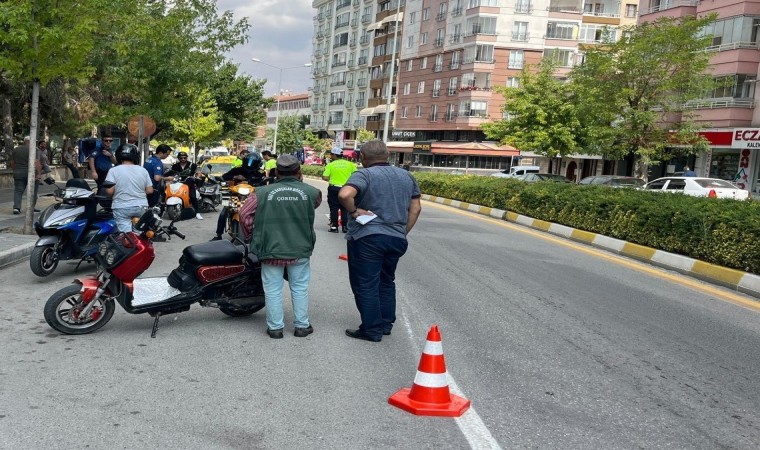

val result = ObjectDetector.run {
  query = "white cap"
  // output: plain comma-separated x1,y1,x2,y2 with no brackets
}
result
331,147,343,156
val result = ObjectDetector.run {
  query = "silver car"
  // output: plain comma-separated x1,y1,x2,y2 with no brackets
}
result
643,177,750,200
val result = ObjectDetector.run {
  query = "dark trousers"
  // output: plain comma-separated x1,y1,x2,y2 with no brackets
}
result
184,178,199,210
216,207,229,236
95,168,110,191
327,185,347,228
147,189,162,208
347,234,408,339
13,176,38,210
64,163,80,179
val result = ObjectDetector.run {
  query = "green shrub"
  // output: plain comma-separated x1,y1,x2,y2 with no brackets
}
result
414,173,760,274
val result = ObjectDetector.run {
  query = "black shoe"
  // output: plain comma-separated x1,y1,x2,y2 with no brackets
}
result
341,226,348,233
383,329,392,336
267,328,284,339
210,235,222,241
294,325,314,337
12,208,19,215
43,177,56,185
328,227,339,233
345,328,381,342
33,209,40,213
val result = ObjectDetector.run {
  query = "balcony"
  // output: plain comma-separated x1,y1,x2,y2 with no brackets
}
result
360,35,370,45
682,98,754,110
336,0,351,10
330,80,347,87
334,42,348,49
643,0,698,15
451,7,462,16
351,17,358,27
432,89,441,97
332,60,347,68
434,38,444,48
447,87,457,96
436,12,446,22
358,56,368,65
347,79,354,87
335,21,349,30
449,34,461,44
515,2,533,14
362,14,371,24
450,61,460,70
329,99,345,106
355,99,366,107
343,121,352,128
354,119,363,128
511,32,530,42
350,38,357,47
357,78,368,87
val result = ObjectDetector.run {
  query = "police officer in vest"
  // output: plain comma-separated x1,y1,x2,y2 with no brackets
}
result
322,147,357,232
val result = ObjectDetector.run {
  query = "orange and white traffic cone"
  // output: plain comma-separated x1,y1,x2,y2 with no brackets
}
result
388,325,470,417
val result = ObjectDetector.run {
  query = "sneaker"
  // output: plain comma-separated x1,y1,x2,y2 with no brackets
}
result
341,226,348,233
267,328,284,339
328,227,339,233
195,213,204,220
210,235,222,241
33,209,40,213
12,208,20,215
294,325,314,337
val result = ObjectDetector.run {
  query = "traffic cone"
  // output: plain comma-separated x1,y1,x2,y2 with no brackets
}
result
388,325,470,417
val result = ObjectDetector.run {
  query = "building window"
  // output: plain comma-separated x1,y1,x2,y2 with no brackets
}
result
401,106,408,118
421,32,428,44
506,77,520,87
407,59,414,71
625,4,637,18
416,105,423,117
465,16,497,36
417,81,426,93
451,50,461,69
579,24,617,43
409,11,417,24
403,82,411,95
546,22,578,40
508,49,524,69
543,48,575,67
421,56,428,69
512,21,529,41
407,35,415,48
422,7,430,20
469,0,498,6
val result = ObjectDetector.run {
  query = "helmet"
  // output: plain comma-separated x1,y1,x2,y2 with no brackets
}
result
331,147,343,156
177,151,188,158
243,152,263,172
116,144,140,163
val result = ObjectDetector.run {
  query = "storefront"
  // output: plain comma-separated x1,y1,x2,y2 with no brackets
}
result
698,128,760,193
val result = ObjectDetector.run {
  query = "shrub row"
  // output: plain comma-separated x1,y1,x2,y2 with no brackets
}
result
413,173,760,275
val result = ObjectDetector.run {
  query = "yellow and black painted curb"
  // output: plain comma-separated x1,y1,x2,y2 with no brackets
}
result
422,194,760,300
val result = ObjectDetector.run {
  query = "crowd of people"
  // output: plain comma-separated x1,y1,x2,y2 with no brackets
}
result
10,135,423,343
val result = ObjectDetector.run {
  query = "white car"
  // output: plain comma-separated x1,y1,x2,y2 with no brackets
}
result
643,177,750,200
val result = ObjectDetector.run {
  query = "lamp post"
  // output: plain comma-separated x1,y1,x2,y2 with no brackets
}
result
251,58,312,154
382,0,402,143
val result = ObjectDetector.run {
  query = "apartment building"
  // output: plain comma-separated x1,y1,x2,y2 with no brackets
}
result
640,0,760,194
311,0,382,146
391,0,640,177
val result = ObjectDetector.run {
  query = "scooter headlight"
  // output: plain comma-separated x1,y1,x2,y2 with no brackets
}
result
51,215,78,226
98,242,109,256
105,250,117,266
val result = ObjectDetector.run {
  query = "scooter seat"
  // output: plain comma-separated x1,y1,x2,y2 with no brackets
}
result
183,239,243,265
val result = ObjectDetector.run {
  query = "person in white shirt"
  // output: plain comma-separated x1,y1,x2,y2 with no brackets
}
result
105,144,154,232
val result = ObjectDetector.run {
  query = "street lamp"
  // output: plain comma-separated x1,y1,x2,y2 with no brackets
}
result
251,58,312,154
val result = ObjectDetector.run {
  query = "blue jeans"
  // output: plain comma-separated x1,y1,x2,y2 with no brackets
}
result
113,206,146,233
261,258,311,330
347,234,408,339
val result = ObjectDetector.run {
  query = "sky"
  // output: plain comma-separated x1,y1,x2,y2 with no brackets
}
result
217,0,315,97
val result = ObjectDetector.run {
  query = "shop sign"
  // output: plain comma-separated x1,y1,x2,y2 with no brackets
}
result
392,130,417,139
731,128,760,148
413,141,432,152
735,148,752,189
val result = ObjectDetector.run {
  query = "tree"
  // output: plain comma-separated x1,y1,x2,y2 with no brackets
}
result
170,88,223,158
208,62,269,141
0,0,103,233
356,128,375,145
302,131,332,154
266,114,306,154
481,60,584,158
571,15,717,175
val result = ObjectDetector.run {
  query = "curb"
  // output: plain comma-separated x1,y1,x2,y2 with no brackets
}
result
422,194,760,300
0,241,35,270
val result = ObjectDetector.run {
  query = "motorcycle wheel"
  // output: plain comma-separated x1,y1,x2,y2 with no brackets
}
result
44,285,115,335
30,244,59,277
167,204,181,221
198,201,212,213
219,304,264,317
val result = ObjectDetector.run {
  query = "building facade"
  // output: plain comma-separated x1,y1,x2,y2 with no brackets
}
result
640,0,760,194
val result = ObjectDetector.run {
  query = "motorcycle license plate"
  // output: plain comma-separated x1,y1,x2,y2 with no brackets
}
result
221,199,230,207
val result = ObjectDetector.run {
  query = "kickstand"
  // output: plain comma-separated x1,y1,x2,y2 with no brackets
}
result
151,312,162,338
74,258,85,272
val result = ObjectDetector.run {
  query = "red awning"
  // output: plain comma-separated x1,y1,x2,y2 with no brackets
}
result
342,150,356,158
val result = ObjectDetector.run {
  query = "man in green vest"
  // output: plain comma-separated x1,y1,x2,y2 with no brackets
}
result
248,154,322,339
322,147,357,232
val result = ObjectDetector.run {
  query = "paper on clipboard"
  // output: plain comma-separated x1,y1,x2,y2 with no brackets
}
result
355,213,376,225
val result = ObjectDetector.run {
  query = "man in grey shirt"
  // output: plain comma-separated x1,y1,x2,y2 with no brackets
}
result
338,140,422,342
10,136,40,215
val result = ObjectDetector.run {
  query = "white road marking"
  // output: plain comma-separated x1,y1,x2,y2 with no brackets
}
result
400,305,503,450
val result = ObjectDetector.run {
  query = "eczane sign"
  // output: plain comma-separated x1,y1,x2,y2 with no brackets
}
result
732,128,760,148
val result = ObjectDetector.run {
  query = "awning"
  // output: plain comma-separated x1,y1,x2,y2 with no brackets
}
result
359,106,377,116
381,11,404,24
374,103,397,114
366,21,384,31
342,150,356,158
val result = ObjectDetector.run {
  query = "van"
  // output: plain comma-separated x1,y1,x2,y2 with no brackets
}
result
206,146,230,157
491,165,541,178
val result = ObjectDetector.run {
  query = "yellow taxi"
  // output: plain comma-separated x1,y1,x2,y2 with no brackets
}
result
199,155,238,177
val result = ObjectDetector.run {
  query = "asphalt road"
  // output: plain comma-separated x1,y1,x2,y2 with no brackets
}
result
1,179,759,449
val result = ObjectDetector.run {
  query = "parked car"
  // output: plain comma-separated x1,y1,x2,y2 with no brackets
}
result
198,155,238,177
643,177,750,200
579,175,645,188
517,173,572,183
490,165,541,178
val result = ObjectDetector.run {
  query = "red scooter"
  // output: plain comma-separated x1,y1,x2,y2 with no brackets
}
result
43,207,265,337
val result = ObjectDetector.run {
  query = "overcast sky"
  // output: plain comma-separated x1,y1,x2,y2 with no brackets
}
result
217,0,315,96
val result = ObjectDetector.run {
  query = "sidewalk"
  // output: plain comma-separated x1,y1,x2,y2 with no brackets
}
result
0,180,81,268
